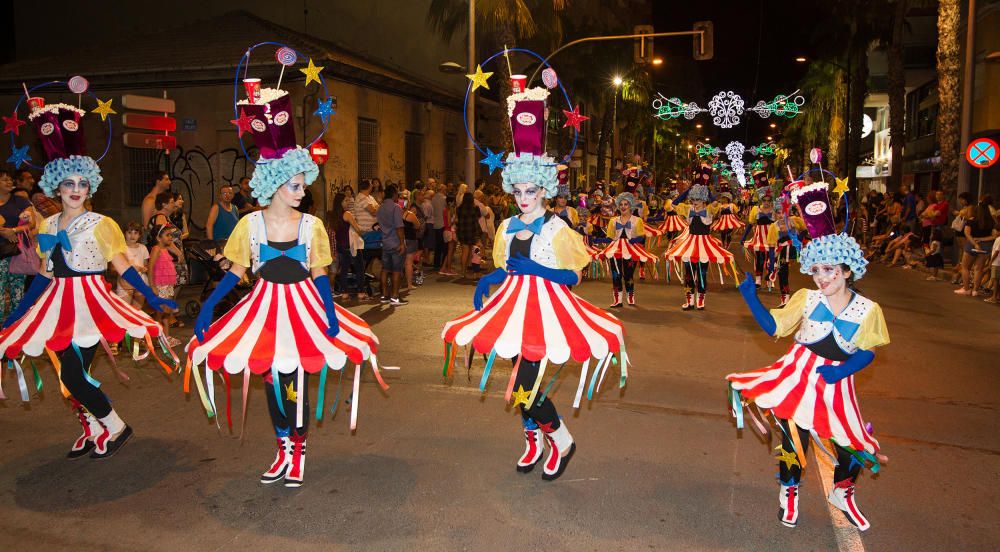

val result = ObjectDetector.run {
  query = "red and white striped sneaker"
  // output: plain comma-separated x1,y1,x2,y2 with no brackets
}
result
778,484,800,527
260,437,291,484
541,422,576,481
284,435,307,488
696,292,706,310
517,424,544,473
681,292,695,311
828,480,870,531
67,406,102,459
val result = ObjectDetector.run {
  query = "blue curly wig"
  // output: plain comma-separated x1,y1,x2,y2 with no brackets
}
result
249,147,319,206
501,152,559,198
688,184,709,203
799,233,869,280
614,192,637,211
39,155,103,197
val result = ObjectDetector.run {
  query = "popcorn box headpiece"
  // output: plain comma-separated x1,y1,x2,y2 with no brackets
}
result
238,89,296,161
30,104,87,162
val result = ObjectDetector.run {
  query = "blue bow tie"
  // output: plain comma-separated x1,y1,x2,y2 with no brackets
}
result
615,220,632,231
260,243,307,263
692,210,707,218
506,217,544,235
809,301,861,341
38,230,72,253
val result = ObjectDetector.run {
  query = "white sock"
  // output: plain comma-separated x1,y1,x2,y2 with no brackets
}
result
84,411,103,436
99,410,126,437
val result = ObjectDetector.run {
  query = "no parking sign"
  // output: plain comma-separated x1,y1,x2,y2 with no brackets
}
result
966,138,998,169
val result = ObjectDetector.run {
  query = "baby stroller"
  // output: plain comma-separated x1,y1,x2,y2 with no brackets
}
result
184,240,248,320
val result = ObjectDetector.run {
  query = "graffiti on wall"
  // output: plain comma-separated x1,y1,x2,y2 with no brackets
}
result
157,145,257,232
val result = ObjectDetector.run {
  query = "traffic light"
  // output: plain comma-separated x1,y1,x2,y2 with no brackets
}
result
693,21,713,60
634,25,654,65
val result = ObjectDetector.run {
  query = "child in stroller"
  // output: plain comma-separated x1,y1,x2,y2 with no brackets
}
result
183,240,249,320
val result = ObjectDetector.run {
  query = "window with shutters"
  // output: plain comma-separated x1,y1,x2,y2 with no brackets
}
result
358,118,379,181
405,132,423,186
444,132,457,184
126,147,162,206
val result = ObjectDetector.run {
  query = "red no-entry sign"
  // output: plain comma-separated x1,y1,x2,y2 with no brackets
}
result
966,138,998,169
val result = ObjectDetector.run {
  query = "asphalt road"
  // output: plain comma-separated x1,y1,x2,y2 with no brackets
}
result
1,260,997,551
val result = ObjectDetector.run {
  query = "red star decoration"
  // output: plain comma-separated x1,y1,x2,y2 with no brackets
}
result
562,106,590,132
230,108,254,137
536,421,556,433
3,112,26,136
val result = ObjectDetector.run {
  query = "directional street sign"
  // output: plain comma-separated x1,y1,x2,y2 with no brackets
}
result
966,138,998,169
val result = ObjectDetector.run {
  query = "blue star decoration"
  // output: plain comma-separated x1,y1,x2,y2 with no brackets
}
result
7,144,31,169
479,148,505,175
313,98,336,124
848,454,864,472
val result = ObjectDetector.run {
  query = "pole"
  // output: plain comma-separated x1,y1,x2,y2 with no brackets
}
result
465,0,476,186
958,0,977,195
612,90,618,183
978,167,984,197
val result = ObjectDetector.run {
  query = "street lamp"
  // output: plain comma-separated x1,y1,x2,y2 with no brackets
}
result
652,58,664,66
769,122,777,128
795,56,807,63
613,76,623,87
695,123,702,129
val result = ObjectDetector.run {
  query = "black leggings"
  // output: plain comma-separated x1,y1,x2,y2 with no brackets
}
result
59,344,111,418
265,371,310,437
513,358,561,429
683,261,708,294
754,251,770,278
720,229,733,246
610,258,636,293
778,419,861,485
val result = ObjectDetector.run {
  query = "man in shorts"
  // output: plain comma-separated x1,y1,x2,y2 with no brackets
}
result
376,185,408,306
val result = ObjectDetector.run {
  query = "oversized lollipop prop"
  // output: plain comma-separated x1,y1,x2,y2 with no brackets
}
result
68,75,89,108
275,46,297,90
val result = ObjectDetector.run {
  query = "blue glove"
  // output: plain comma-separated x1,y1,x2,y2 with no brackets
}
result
506,255,578,286
474,268,507,311
195,271,239,342
122,267,177,313
739,272,776,336
817,349,875,384
3,274,51,329
312,274,340,338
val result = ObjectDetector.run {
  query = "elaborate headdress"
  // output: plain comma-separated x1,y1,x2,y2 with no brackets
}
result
790,164,867,279
9,78,110,197
688,183,710,203
753,171,772,201
235,44,332,205
501,87,558,197
694,163,712,187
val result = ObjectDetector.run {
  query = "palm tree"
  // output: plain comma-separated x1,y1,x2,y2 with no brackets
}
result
936,0,961,193
785,61,838,170
885,0,908,190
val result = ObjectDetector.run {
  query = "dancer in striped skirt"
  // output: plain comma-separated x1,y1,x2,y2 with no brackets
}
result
727,176,889,531
0,88,177,459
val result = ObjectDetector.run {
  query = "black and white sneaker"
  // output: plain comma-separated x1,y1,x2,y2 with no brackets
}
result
379,296,391,304
390,297,409,306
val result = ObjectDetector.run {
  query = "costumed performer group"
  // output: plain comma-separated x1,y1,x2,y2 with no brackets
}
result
727,175,889,531
186,45,388,488
442,60,628,480
0,86,178,459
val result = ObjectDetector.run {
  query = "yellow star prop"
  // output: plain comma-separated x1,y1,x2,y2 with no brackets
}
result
775,446,800,469
285,381,298,403
511,385,532,408
300,58,325,87
465,64,493,92
92,98,116,121
833,177,850,195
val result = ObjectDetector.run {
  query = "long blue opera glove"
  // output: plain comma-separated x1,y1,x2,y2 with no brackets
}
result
195,271,239,341
122,267,177,313
506,255,578,286
2,274,51,329
312,274,340,337
474,268,507,311
817,349,875,384
738,272,776,336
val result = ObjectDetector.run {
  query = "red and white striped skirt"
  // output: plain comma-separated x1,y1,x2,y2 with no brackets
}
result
726,342,879,454
711,213,745,232
659,214,689,233
664,233,735,264
598,238,659,263
187,279,378,375
743,225,772,252
0,275,162,358
442,274,625,365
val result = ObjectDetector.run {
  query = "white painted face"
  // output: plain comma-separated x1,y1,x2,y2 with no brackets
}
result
58,175,90,210
511,183,544,215
274,173,306,207
692,199,706,211
618,200,631,214
809,263,850,296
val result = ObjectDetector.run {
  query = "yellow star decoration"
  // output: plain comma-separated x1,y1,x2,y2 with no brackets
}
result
510,385,532,408
92,98,117,121
465,64,493,92
300,58,325,87
775,446,801,469
285,381,298,403
833,176,850,195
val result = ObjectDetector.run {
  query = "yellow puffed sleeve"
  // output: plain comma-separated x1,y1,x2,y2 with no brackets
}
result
855,303,890,350
552,226,591,271
634,218,646,237
791,216,807,232
769,288,809,337
676,202,691,218
94,217,127,261
766,223,779,246
569,207,580,226
309,217,333,268
493,219,510,268
223,216,251,268
748,206,759,224
605,219,616,237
